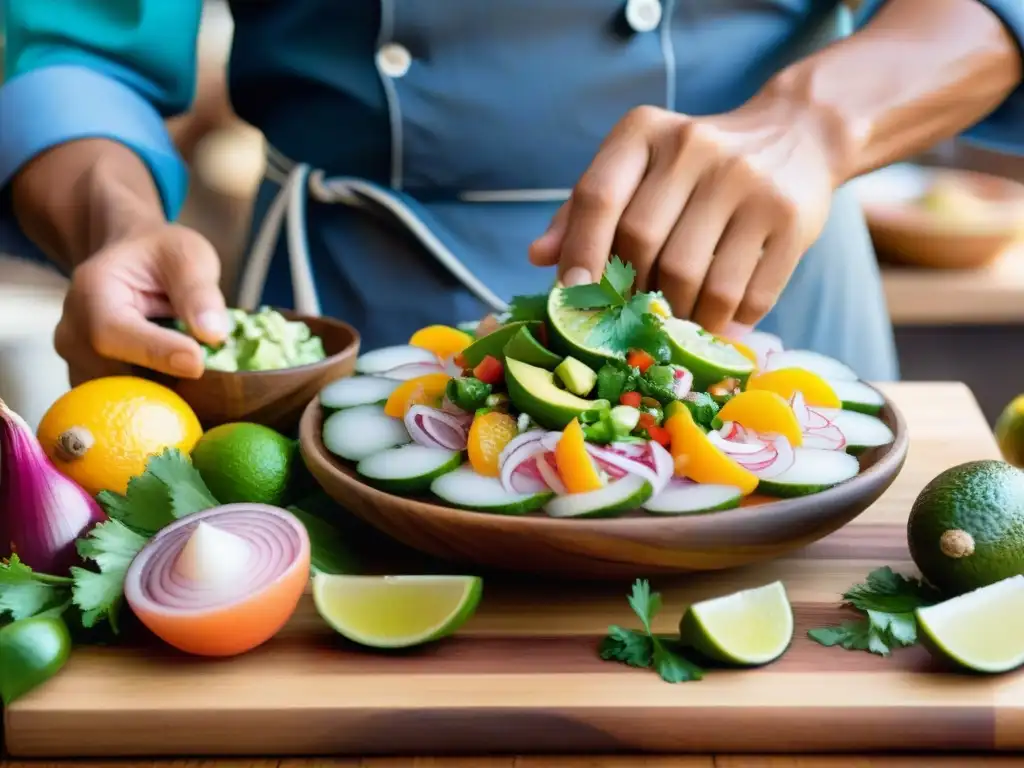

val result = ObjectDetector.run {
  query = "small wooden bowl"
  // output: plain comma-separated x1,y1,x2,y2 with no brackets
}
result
855,165,1024,270
298,389,909,580
141,311,359,434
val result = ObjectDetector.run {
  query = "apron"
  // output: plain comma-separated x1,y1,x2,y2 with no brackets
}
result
226,0,900,380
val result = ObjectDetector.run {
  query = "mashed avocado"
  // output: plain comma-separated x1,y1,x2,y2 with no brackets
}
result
179,307,327,372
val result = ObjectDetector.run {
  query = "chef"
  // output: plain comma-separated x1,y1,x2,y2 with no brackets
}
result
1,0,1021,385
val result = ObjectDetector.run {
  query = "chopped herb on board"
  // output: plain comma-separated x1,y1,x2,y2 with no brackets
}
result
599,579,704,683
807,567,942,656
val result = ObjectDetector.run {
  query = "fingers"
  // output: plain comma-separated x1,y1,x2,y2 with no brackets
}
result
555,106,660,285
528,200,572,267
733,225,802,327
691,208,771,333
157,228,229,345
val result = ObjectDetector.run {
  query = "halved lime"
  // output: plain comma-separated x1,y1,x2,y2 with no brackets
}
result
678,581,793,666
312,573,482,649
546,286,621,369
916,575,1024,673
662,318,755,389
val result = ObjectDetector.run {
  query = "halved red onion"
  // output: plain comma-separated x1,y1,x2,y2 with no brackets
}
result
584,440,674,495
404,405,468,451
379,361,447,380
499,431,551,494
123,504,310,657
535,452,567,495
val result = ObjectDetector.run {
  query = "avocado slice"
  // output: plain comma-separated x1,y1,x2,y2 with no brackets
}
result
505,358,595,430
461,321,542,368
503,326,562,370
555,356,597,397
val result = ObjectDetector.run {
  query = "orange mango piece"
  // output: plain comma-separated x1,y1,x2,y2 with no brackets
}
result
467,411,520,477
664,408,759,495
409,324,473,360
383,372,452,418
554,419,605,494
717,390,802,446
746,367,841,408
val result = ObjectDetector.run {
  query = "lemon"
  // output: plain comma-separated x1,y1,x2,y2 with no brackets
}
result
678,581,794,666
190,422,297,506
312,574,482,648
916,575,1024,673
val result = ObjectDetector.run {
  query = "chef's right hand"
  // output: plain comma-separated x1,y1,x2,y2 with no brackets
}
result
54,223,229,387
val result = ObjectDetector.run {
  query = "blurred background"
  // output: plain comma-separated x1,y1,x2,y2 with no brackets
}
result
2,0,1023,430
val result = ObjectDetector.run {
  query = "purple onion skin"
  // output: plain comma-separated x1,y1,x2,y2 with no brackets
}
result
0,400,107,575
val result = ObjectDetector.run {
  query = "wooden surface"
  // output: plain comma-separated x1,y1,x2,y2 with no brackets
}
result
882,245,1024,325
4,382,1016,759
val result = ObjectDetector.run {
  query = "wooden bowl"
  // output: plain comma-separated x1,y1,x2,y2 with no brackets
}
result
141,312,359,434
855,164,1024,270
297,388,910,580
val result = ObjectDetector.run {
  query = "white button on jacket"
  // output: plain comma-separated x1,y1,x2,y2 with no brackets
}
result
377,42,412,78
624,0,662,33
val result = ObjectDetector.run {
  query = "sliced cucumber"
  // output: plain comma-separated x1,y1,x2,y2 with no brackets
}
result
357,445,462,493
763,350,858,382
643,482,743,515
431,466,553,515
322,404,411,462
828,379,885,415
756,448,860,498
320,376,401,410
544,474,652,519
816,408,895,452
355,345,439,375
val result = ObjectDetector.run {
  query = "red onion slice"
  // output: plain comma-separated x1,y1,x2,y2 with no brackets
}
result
672,367,694,398
707,429,766,455
802,423,848,451
379,361,448,381
535,452,568,495
499,431,551,495
584,440,674,495
404,405,468,451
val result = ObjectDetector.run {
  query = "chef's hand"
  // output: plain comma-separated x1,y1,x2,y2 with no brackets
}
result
528,93,836,334
55,223,228,386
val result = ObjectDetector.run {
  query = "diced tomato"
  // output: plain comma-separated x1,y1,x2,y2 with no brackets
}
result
627,349,656,373
473,355,505,386
647,424,671,447
619,391,642,408
637,412,658,431
453,353,467,369
535,323,549,347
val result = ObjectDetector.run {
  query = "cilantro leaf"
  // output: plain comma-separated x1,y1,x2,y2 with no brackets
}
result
623,307,672,363
842,566,941,614
71,520,149,632
0,555,73,622
602,256,636,298
599,625,653,667
653,638,704,683
808,620,881,653
561,281,621,310
627,578,660,634
96,448,219,535
507,293,549,323
867,609,918,647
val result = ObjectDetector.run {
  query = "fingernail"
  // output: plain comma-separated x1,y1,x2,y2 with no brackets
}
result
196,310,229,338
169,351,199,377
562,267,593,287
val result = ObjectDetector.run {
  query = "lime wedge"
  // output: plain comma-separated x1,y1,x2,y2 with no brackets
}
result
678,581,793,666
546,286,621,369
663,318,755,389
312,574,482,648
915,575,1024,673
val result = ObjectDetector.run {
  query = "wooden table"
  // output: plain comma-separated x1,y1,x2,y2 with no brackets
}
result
3,382,1019,765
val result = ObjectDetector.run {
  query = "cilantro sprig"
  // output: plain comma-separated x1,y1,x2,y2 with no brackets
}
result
599,579,704,683
808,567,942,656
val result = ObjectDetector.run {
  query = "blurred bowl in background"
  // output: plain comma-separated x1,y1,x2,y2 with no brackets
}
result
138,311,359,434
853,163,1024,270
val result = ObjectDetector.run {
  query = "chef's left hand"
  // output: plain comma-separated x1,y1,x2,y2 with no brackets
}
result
529,93,838,334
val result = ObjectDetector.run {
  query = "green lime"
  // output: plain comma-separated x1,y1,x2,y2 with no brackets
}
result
312,573,482,648
907,460,1024,596
505,358,595,430
0,616,72,705
678,581,794,666
191,422,297,506
546,286,621,370
662,318,754,390
996,395,1024,468
916,575,1024,673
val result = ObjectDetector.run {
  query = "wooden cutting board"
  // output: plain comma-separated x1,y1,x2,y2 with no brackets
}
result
5,382,1020,758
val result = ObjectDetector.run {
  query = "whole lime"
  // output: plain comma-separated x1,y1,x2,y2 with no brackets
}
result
995,394,1024,468
191,422,297,506
907,459,1024,595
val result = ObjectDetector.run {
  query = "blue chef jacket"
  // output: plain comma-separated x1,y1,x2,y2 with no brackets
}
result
1,0,1023,381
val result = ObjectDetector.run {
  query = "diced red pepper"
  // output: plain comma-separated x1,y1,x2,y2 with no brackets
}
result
473,355,505,386
647,424,671,447
619,391,642,408
627,349,656,373
453,353,467,369
535,323,549,347
637,412,658,431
